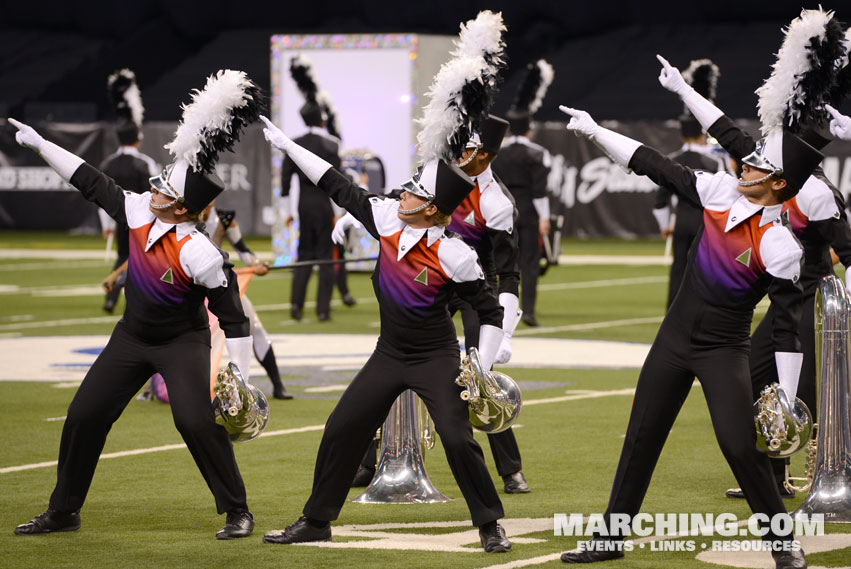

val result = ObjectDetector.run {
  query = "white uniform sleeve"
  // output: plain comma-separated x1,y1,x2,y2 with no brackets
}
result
438,238,485,283
480,188,515,232
693,170,740,211
180,236,229,289
98,208,116,232
760,225,803,281
532,197,550,221
795,177,840,222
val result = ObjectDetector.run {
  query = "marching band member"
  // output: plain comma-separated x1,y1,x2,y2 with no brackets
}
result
655,9,851,501
557,104,821,569
493,59,554,327
259,115,511,552
281,55,342,322
201,202,293,399
11,70,262,540
651,59,727,309
99,69,159,313
449,114,530,493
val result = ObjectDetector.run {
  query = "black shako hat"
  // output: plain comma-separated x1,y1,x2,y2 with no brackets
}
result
402,159,475,215
467,115,509,155
741,129,824,194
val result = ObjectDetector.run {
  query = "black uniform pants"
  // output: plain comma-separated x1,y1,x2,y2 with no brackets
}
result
303,340,504,526
666,227,698,309
516,216,540,317
452,296,523,477
334,243,350,297
749,285,818,482
292,206,334,316
49,322,248,515
603,285,788,542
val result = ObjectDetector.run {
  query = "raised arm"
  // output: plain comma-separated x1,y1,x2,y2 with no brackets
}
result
559,106,703,209
261,115,382,238
9,118,128,225
826,105,851,141
656,55,757,161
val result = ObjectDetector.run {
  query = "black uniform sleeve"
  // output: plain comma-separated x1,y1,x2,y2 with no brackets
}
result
206,264,250,338
454,277,504,329
487,227,520,296
68,163,128,226
812,216,851,268
628,146,702,209
767,275,803,353
528,149,550,201
317,168,382,239
706,115,757,163
280,155,297,197
653,185,674,209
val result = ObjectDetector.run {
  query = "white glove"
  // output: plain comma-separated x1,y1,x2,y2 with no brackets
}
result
656,54,690,95
559,106,601,139
775,352,803,401
331,212,362,246
826,104,851,141
225,336,253,382
260,115,294,152
8,118,45,151
494,335,512,365
559,105,641,170
657,54,723,130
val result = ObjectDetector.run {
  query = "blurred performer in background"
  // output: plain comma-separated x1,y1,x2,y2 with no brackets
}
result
657,9,851,502
201,202,293,399
450,115,530,494
280,55,341,322
558,103,820,569
99,69,159,313
10,70,263,540
652,60,727,309
493,60,554,327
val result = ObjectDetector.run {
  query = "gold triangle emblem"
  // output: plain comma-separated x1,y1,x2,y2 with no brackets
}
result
160,267,174,284
463,211,476,226
414,267,428,286
736,248,752,267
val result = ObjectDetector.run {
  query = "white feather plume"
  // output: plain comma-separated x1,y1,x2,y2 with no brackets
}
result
417,56,488,163
107,68,144,127
756,7,835,134
165,70,258,172
530,60,554,114
453,10,506,65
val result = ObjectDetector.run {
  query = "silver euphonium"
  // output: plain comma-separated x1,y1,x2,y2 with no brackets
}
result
753,384,813,458
352,389,451,503
455,347,522,434
792,275,851,522
212,362,270,443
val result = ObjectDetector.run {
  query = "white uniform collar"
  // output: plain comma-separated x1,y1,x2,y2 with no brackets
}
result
506,135,531,145
725,196,783,232
117,145,142,156
473,165,494,193
144,217,197,252
397,224,445,261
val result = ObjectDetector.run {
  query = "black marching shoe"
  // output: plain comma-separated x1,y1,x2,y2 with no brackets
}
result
290,306,303,321
561,538,625,563
317,312,331,322
479,522,511,553
216,510,254,540
725,485,794,499
521,314,540,327
351,465,376,487
272,385,294,400
263,516,331,544
503,471,530,494
772,548,807,569
341,293,357,307
15,509,81,535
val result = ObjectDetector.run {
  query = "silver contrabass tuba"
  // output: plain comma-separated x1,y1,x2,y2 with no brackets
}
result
456,347,522,434
352,389,451,503
792,275,851,522
212,362,270,443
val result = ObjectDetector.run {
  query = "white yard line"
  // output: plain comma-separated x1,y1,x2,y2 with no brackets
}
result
1,389,634,474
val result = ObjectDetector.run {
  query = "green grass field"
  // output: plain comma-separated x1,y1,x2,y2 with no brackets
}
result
0,232,848,569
